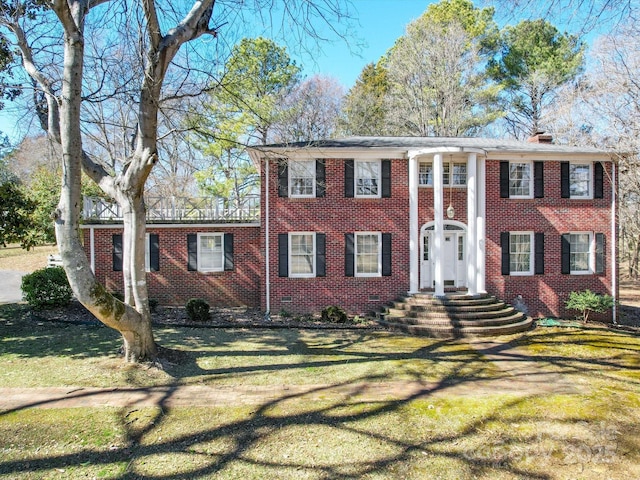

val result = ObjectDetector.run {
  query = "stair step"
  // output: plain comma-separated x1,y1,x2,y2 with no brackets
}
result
383,311,526,328
378,291,533,338
380,316,534,338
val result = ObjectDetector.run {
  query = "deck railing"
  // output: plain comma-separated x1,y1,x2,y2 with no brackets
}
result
82,195,260,222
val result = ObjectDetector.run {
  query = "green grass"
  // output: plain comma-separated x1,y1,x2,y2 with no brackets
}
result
1,307,640,479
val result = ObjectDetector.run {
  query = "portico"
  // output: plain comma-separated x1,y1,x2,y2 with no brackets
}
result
408,147,487,297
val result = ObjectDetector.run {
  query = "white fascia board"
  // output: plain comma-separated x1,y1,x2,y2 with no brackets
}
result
486,152,613,162
255,147,410,160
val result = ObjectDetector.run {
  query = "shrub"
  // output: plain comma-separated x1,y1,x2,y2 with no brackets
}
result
185,298,210,322
21,266,73,309
565,289,614,322
321,305,348,323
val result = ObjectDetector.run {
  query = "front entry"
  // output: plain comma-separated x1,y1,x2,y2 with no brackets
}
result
420,222,466,290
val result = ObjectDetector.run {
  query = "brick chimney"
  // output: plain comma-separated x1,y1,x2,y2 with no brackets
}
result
527,131,553,144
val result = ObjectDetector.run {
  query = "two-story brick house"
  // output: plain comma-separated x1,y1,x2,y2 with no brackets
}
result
83,135,616,323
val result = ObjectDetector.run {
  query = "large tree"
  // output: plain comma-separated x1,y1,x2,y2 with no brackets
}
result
340,61,389,136
0,0,351,363
488,19,585,139
186,37,300,207
384,0,501,136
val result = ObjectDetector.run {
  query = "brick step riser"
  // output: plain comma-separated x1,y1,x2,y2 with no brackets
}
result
384,314,526,328
397,297,498,307
389,303,507,314
386,307,515,319
380,317,534,338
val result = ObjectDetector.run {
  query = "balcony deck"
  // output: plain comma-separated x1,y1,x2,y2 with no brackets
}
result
82,195,260,224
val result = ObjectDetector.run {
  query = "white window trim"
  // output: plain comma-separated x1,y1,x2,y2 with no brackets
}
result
509,231,534,276
197,232,224,273
569,231,594,275
418,161,467,187
288,159,316,198
509,161,533,199
288,232,316,278
355,232,382,277
569,162,593,199
355,159,382,198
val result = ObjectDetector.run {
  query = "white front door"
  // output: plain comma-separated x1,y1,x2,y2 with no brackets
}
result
420,227,466,289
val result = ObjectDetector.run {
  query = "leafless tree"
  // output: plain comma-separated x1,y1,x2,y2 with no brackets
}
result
0,0,353,362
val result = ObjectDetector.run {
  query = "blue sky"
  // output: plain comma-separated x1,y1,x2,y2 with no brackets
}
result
301,0,428,88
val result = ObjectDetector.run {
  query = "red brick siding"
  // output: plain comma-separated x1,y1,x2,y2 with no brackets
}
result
84,226,262,307
262,158,410,315
484,159,614,319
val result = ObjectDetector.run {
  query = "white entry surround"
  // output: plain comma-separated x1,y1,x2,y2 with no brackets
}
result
408,148,487,297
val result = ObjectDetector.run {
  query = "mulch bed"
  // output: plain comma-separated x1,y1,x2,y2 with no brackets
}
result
28,300,383,330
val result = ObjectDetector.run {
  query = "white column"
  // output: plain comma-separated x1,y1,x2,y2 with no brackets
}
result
476,156,487,294
433,153,444,296
409,155,419,294
466,152,477,295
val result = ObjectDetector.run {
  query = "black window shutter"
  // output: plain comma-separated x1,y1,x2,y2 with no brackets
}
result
278,234,288,277
382,233,392,276
278,162,288,197
112,234,123,272
500,232,510,275
561,162,570,198
561,234,571,274
224,233,234,271
345,233,355,277
594,162,604,199
534,232,544,275
316,160,326,198
381,160,391,198
595,233,605,274
149,233,160,272
187,234,198,271
344,160,354,198
316,233,326,277
500,161,510,198
534,161,544,198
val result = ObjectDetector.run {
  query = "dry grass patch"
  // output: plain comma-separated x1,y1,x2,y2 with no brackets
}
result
0,244,58,272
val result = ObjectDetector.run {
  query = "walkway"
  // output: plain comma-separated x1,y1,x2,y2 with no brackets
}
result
0,339,580,411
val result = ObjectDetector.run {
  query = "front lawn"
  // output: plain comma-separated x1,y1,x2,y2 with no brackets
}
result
1,305,639,479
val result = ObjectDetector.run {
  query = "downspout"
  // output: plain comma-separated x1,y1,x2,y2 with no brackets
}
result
611,160,617,324
264,157,271,319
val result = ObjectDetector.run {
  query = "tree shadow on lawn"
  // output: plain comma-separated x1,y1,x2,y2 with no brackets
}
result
1,326,640,478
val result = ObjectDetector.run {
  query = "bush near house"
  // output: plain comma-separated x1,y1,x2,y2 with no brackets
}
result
20,266,72,309
185,298,210,322
565,289,614,322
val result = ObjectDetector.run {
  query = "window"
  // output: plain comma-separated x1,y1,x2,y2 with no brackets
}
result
289,160,316,197
501,232,544,275
356,233,381,276
114,233,158,272
197,233,224,272
289,233,315,277
355,160,380,197
569,233,591,273
419,162,433,186
561,232,605,275
509,162,532,197
419,162,467,186
562,162,604,199
279,159,325,198
144,233,160,272
569,163,591,198
509,232,533,275
458,235,464,261
278,233,325,278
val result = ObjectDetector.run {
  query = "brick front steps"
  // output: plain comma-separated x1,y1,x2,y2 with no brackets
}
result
378,292,533,338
